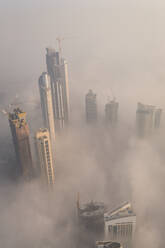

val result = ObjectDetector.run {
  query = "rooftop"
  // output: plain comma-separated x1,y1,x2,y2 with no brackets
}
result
96,241,121,248
79,201,105,218
104,202,136,221
86,89,96,97
9,108,26,122
137,102,155,113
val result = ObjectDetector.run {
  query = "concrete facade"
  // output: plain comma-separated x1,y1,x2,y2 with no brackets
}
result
9,108,33,179
35,128,55,186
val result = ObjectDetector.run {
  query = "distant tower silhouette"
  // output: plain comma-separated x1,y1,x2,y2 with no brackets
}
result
105,99,119,127
8,108,33,179
136,102,162,138
154,108,162,129
85,89,97,123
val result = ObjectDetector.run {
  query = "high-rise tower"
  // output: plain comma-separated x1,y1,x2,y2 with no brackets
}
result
104,202,136,248
136,102,162,138
154,108,162,129
105,99,119,127
46,48,70,131
35,128,55,186
85,89,97,123
38,72,56,149
8,108,33,179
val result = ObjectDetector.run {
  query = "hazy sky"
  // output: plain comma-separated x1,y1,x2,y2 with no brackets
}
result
1,0,165,107
1,0,165,139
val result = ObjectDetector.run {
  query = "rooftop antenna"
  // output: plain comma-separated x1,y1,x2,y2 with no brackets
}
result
56,37,64,57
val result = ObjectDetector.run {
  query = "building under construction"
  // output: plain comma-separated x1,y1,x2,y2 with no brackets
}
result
8,108,33,180
77,199,106,248
78,201,105,231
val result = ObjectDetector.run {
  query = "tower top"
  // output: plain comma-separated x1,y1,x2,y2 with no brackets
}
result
46,47,56,55
36,128,49,140
9,108,26,127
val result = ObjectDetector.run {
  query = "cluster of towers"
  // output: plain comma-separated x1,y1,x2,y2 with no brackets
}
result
36,48,70,186
85,90,162,137
39,48,70,134
7,47,70,186
6,50,162,186
85,89,119,127
77,196,136,248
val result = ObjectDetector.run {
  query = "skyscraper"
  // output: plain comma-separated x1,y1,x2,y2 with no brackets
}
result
136,102,162,138
105,99,119,127
77,199,106,248
38,72,56,149
35,128,55,186
46,48,70,131
8,108,33,179
104,202,136,248
85,89,97,123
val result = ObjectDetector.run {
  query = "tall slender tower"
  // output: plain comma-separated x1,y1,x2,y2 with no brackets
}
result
38,72,56,150
8,108,33,179
35,128,55,186
46,48,70,131
85,89,97,123
105,99,119,127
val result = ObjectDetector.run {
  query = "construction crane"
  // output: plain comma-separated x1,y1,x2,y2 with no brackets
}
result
0,96,38,118
0,109,8,116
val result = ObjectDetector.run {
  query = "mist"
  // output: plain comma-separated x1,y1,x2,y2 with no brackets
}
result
0,0,165,247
